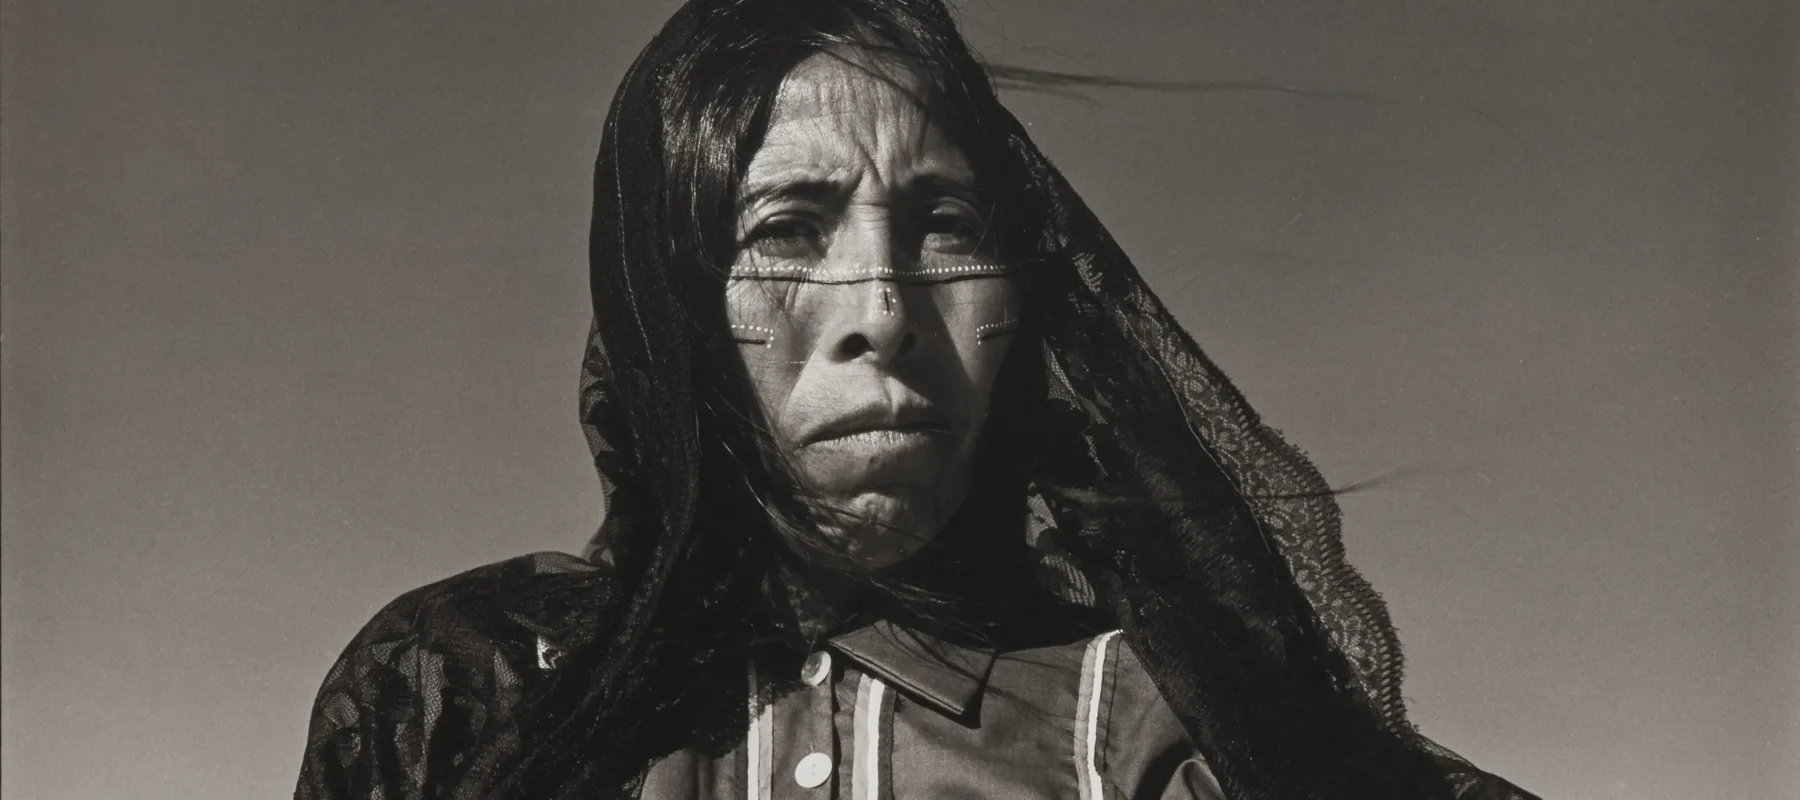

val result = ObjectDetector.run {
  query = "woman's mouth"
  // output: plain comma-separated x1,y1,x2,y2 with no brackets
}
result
813,422,948,446
797,423,954,489
807,424,948,457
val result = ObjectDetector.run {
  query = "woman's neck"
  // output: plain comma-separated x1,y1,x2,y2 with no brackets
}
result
764,556,867,651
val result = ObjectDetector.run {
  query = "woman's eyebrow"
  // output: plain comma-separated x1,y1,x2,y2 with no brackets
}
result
903,172,977,203
739,177,847,210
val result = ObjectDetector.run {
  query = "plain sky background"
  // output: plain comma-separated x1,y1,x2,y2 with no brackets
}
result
3,0,1795,797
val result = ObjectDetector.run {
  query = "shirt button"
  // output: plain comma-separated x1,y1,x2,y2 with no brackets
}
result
793,752,833,788
800,651,832,687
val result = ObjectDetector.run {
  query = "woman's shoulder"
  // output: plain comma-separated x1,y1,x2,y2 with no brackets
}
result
333,550,608,667
988,630,1188,752
353,550,604,620
995,628,1159,697
307,550,610,723
990,630,1224,799
298,552,609,799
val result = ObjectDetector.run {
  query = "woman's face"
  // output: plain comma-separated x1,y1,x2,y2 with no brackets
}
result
727,52,1018,569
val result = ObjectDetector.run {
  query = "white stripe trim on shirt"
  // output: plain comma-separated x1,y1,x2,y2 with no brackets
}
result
1075,630,1122,800
853,674,889,800
746,661,772,800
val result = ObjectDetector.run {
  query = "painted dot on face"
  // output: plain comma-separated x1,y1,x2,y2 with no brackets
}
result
726,50,1020,569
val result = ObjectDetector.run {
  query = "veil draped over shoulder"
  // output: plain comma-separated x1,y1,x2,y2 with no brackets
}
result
298,2,1537,798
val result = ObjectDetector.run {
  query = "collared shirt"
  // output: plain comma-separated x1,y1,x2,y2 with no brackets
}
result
296,553,1224,800
638,619,1224,799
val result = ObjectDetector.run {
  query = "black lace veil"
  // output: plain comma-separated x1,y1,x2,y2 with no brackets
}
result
466,2,1538,798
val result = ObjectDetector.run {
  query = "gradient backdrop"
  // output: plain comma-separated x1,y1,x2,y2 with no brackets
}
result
4,1,1795,798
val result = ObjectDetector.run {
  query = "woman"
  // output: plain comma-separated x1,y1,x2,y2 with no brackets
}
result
297,1,1538,798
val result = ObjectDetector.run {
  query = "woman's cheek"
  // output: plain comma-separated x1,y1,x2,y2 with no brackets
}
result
960,280,1021,440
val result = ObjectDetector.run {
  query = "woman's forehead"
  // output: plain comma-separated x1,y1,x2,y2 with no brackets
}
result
773,50,929,116
746,51,971,194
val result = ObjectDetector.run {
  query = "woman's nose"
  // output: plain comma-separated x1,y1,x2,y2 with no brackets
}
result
821,220,918,363
829,280,917,362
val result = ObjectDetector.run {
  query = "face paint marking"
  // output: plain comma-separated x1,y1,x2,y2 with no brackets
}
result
731,323,777,346
727,263,1010,283
974,318,1020,344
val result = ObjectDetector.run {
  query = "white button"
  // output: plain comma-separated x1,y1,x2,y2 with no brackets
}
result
793,752,833,788
800,651,832,686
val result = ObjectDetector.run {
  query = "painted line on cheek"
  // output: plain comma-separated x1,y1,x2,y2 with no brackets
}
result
728,263,1010,281
975,319,1020,344
731,323,776,347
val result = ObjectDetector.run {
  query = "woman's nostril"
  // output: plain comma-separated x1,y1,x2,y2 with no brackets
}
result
838,333,876,360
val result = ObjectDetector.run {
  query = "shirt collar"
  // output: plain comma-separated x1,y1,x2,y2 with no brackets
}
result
827,618,998,721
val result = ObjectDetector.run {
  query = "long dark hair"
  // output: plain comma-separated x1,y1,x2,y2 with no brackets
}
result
502,1,1469,798
501,1,1086,796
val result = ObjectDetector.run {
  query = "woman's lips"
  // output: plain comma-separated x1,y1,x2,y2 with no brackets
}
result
801,401,951,445
806,425,946,458
797,425,953,489
811,421,947,445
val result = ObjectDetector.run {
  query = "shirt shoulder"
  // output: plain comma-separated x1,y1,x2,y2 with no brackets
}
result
1102,635,1227,800
296,551,606,800
983,630,1222,799
348,550,603,652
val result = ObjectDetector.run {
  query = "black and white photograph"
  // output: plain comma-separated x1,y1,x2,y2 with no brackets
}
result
3,1,1794,798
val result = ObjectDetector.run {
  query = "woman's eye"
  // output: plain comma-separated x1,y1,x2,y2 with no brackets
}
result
743,218,822,260
922,206,984,253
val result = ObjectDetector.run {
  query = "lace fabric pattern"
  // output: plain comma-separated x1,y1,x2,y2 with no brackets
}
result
296,2,1540,798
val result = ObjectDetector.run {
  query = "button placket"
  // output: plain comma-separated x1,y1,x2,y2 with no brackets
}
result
776,651,841,795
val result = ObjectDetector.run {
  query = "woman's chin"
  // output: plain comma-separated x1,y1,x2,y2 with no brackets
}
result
806,488,943,569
